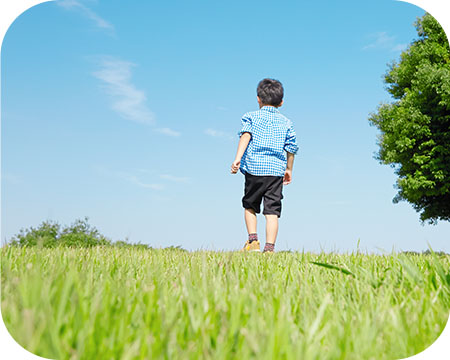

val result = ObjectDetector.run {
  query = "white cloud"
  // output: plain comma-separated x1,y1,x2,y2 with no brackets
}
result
117,172,164,190
363,32,395,50
390,43,408,53
159,174,190,183
57,0,114,32
1,172,23,185
93,57,155,125
204,128,234,141
136,169,153,174
155,127,181,137
363,32,407,52
95,167,190,190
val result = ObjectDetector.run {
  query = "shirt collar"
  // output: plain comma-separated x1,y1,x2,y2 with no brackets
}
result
261,105,280,113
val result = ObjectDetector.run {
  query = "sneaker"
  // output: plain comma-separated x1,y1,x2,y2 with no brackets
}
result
240,240,260,252
262,249,274,254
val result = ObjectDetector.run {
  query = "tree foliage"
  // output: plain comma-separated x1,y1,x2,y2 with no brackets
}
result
369,13,450,224
9,217,111,248
8,217,151,249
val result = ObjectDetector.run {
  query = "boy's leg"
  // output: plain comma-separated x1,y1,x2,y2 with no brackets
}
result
241,208,260,251
241,174,263,251
244,208,257,234
264,214,278,245
262,176,282,252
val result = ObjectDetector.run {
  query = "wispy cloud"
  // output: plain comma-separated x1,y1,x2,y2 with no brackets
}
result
1,172,23,185
155,127,181,137
57,0,114,32
363,32,407,52
94,166,189,190
204,128,234,141
390,43,408,52
92,57,180,136
117,172,164,190
136,169,190,183
159,174,190,183
93,57,155,125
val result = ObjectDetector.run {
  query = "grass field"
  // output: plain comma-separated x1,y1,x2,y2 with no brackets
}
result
1,246,449,360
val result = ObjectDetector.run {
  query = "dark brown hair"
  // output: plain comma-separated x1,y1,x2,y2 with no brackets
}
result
257,78,284,106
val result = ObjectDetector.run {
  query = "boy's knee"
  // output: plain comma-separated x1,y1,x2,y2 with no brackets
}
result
264,212,280,219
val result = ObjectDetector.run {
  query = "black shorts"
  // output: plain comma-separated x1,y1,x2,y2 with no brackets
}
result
242,173,284,217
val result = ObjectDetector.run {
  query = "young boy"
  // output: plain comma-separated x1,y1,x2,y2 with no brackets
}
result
230,78,299,253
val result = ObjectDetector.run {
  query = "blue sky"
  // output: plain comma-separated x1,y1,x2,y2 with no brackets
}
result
1,0,449,252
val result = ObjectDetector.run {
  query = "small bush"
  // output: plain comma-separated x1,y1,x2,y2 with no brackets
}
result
163,245,187,252
9,217,112,248
114,239,152,250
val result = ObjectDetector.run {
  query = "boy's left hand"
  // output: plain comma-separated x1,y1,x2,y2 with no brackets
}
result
230,160,240,174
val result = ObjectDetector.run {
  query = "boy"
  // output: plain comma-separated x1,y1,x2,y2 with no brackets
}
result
230,78,298,253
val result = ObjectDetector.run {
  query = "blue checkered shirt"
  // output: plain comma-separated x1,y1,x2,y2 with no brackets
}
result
238,106,299,177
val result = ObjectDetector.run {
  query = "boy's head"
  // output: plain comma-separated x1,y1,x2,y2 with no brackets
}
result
257,78,284,107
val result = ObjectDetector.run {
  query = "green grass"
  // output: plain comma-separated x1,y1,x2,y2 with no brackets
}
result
1,246,449,359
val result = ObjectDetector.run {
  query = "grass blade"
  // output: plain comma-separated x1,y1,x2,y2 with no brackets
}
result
310,261,355,277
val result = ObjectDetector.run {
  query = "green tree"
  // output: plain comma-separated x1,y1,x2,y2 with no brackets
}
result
8,217,154,249
9,217,111,248
369,13,450,224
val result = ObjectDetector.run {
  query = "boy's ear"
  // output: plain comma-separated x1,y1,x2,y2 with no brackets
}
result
257,96,262,105
278,100,284,107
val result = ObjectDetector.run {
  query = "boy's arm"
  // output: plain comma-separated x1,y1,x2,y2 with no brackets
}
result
231,132,251,174
283,121,298,184
283,152,295,185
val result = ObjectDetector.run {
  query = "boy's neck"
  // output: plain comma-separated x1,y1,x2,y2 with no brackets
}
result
259,104,279,109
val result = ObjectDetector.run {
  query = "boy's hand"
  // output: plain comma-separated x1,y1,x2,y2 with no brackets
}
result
231,160,240,174
283,169,292,185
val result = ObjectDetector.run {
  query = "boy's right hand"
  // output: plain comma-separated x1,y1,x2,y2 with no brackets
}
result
283,170,292,185
231,160,240,174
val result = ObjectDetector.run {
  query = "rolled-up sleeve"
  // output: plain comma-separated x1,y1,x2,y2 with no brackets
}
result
284,122,299,155
237,113,252,137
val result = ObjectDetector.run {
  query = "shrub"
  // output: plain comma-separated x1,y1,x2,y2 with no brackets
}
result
9,217,111,248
